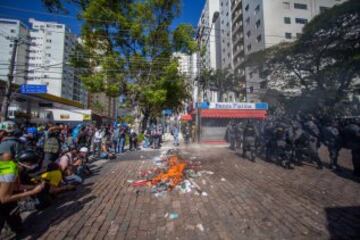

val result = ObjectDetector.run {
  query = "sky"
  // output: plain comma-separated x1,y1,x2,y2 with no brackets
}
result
0,0,204,34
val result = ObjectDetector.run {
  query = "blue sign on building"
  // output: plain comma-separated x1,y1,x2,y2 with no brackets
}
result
20,84,47,94
255,102,269,110
196,102,209,109
162,109,173,116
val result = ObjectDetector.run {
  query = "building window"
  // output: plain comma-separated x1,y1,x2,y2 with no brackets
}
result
319,6,329,13
256,35,262,42
285,32,292,39
255,5,260,14
284,17,291,24
256,19,261,28
283,1,290,9
245,17,250,25
247,44,252,51
246,30,251,37
10,29,15,33
294,3,307,10
245,4,249,11
46,39,52,43
295,18,308,24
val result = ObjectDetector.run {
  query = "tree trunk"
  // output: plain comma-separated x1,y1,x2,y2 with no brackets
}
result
141,109,150,133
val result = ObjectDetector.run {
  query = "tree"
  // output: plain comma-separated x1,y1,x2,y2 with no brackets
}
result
197,68,242,102
242,0,360,112
44,0,197,131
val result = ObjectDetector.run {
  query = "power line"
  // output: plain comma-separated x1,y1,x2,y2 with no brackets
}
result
0,5,190,28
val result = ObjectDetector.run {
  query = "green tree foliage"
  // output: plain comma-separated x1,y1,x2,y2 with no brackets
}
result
43,0,197,129
198,68,243,102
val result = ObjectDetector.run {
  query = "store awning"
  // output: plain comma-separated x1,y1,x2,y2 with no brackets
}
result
180,114,193,121
199,109,267,119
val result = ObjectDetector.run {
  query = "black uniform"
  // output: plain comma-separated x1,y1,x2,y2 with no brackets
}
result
242,123,258,161
342,123,360,176
235,122,244,150
303,120,323,169
226,122,236,150
321,124,342,169
273,124,292,168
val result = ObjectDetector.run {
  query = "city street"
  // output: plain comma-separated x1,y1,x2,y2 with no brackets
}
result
11,144,360,240
0,1,359,240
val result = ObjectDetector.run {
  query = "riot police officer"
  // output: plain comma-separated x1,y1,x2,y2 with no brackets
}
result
273,122,292,168
226,121,236,150
235,122,244,151
341,119,360,177
242,121,258,161
303,115,323,169
321,120,342,170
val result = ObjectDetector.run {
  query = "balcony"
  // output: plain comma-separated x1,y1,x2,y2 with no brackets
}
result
232,20,243,35
231,0,242,13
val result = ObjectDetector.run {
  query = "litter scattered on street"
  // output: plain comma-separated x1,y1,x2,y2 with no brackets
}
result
132,149,214,197
196,223,205,232
168,212,179,220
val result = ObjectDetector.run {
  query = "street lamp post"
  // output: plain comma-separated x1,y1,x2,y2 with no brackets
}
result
195,11,219,143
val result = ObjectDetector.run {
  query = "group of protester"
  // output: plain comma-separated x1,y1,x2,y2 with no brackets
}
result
0,120,142,236
226,111,360,177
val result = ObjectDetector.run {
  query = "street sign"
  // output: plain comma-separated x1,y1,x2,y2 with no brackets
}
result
20,84,47,94
196,102,209,109
255,102,269,110
208,102,269,110
162,109,173,115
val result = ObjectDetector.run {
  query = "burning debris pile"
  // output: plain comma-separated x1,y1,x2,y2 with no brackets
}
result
131,150,213,196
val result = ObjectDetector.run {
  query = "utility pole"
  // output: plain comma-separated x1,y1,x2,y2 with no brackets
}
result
1,38,18,121
195,32,202,143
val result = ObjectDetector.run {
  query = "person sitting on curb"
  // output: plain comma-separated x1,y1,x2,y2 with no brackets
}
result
0,151,45,235
57,146,83,185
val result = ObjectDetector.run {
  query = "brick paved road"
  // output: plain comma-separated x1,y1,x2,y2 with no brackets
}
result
4,145,360,240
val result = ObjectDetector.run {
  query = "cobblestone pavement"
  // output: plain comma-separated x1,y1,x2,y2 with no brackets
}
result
4,145,360,240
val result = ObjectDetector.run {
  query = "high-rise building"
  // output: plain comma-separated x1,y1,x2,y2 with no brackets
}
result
0,18,87,106
231,0,245,81
0,18,29,85
27,18,77,101
173,52,199,108
219,0,234,70
197,0,221,70
238,0,346,102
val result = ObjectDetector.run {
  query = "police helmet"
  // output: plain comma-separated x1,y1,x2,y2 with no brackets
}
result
17,150,39,165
